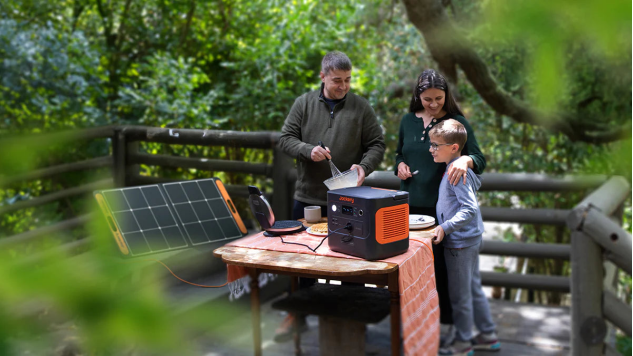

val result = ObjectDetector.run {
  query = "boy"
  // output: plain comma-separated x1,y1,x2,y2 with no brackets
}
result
428,119,501,356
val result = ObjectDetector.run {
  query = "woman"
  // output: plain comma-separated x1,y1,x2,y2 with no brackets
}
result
394,69,486,345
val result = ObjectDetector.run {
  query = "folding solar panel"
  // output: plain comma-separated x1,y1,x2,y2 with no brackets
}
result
94,178,247,257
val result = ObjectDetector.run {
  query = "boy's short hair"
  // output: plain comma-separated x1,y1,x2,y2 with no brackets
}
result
429,119,467,151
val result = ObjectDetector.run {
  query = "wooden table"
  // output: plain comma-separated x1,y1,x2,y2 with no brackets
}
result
213,226,435,356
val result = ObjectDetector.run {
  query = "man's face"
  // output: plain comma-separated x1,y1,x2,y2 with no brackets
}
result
320,69,351,100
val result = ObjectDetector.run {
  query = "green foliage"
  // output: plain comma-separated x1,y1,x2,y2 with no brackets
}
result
617,334,632,356
481,0,631,113
117,53,216,127
0,20,105,133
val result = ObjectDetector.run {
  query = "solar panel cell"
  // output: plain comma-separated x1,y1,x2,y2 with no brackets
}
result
113,211,140,233
141,186,167,206
103,190,129,211
201,220,223,240
151,206,177,226
124,188,149,209
191,201,214,220
134,208,159,230
197,180,221,199
162,226,187,248
174,204,198,224
144,229,169,251
184,223,209,244
181,182,205,201
207,199,231,218
218,218,241,238
124,232,150,255
164,184,188,204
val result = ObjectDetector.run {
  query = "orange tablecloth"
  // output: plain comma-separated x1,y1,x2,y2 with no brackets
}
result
225,231,439,356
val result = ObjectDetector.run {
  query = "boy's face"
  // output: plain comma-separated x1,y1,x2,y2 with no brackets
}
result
429,136,459,164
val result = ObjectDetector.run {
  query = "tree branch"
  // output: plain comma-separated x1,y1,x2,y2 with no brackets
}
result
400,0,629,143
95,0,112,41
179,0,197,50
115,0,133,49
71,0,86,32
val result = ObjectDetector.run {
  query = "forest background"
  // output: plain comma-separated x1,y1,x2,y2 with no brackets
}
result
0,0,631,355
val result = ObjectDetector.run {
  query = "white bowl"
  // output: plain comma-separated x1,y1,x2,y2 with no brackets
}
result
323,169,359,190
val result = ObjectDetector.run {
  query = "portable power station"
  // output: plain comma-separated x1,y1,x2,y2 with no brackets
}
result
327,186,409,260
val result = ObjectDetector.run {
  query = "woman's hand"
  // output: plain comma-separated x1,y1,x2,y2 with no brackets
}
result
447,156,473,185
397,162,412,180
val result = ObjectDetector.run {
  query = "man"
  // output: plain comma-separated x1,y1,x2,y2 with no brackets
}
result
279,51,385,217
275,51,386,341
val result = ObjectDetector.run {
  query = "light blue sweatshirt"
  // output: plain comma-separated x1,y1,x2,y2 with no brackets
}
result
436,158,484,249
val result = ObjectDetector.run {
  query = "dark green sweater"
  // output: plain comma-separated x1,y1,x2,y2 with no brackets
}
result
279,84,386,205
394,112,486,208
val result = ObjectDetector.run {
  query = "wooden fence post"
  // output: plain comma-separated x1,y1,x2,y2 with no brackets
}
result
569,209,606,356
604,202,625,348
112,129,126,187
126,139,139,186
112,128,139,187
271,146,294,220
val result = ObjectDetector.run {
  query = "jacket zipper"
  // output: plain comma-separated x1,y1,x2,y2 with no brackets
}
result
329,109,334,128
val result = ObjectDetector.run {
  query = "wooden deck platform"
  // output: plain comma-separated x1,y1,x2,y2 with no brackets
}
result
5,274,572,356
195,291,571,356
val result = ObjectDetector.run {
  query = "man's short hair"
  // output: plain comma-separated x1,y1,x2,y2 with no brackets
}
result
321,51,352,75
429,119,467,151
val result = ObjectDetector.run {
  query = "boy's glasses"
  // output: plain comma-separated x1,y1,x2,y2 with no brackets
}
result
429,142,454,151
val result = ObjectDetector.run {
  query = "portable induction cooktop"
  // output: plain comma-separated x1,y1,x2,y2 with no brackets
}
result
248,186,305,236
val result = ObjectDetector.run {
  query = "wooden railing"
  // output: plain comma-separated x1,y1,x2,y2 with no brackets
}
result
567,177,631,355
0,126,630,355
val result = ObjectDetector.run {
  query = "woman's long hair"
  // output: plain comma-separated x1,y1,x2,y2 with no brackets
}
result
408,69,464,117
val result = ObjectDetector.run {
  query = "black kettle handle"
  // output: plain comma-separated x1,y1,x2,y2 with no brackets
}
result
248,185,262,196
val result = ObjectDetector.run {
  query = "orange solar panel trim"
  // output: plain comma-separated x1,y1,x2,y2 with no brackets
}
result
215,180,248,234
375,203,409,244
95,193,129,255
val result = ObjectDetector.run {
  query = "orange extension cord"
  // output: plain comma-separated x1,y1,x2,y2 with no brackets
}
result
137,259,229,288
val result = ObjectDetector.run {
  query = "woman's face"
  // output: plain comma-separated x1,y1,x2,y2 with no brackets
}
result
419,88,446,117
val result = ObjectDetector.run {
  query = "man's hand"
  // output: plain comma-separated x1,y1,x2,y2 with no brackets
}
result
397,162,412,180
351,164,366,186
311,145,331,162
432,225,445,245
447,156,472,185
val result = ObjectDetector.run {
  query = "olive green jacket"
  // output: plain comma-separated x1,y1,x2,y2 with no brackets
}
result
279,84,385,205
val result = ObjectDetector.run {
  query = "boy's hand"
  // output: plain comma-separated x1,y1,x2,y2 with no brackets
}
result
432,226,445,244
